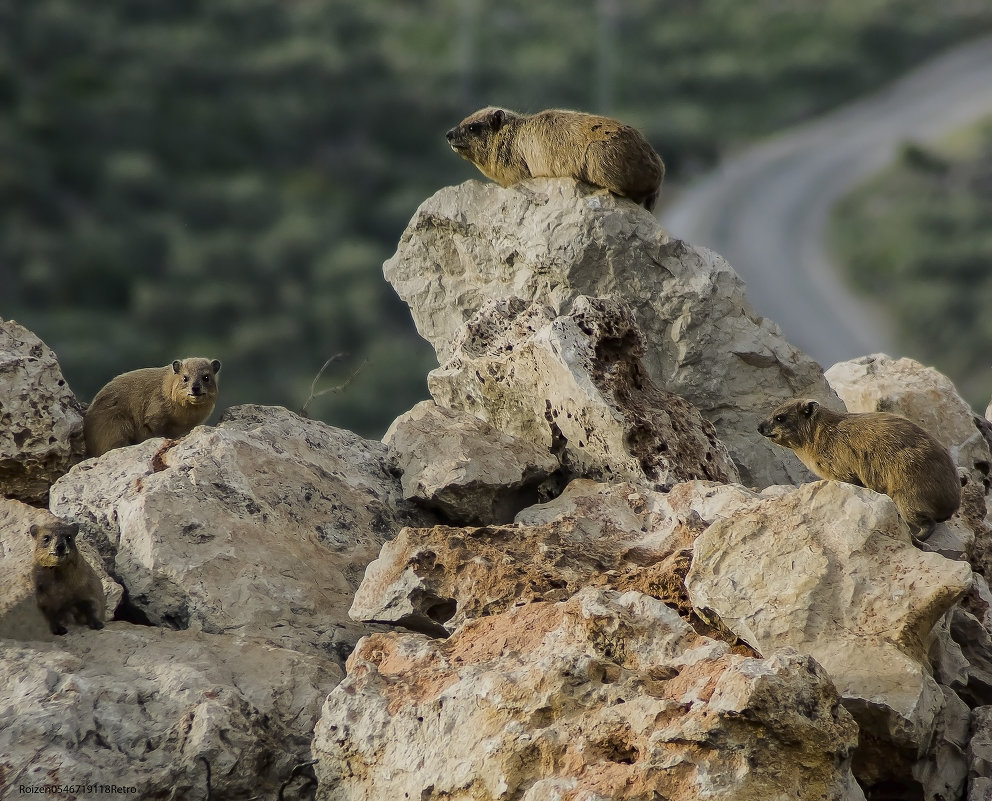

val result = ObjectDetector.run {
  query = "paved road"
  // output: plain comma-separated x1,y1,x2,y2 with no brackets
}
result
659,34,992,368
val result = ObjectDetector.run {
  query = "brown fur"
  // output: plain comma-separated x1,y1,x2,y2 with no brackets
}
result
446,107,665,211
758,399,961,533
84,357,221,457
30,521,106,635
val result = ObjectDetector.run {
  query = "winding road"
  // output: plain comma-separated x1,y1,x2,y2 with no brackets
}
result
659,34,992,368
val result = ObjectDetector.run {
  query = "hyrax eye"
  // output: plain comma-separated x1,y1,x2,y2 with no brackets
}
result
183,375,190,383
42,536,51,545
774,415,785,423
468,123,482,134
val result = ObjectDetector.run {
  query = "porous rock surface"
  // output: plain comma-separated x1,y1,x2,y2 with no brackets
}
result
383,400,560,525
0,319,86,504
385,179,840,487
48,404,434,660
317,587,865,801
428,294,740,490
0,625,342,800
350,478,773,636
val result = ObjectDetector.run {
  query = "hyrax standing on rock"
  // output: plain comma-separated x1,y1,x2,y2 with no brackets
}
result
758,399,961,534
84,357,221,457
446,107,665,211
31,521,106,635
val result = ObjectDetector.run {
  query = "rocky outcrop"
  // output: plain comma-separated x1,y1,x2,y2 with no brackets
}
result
428,295,739,490
685,480,974,795
385,179,840,487
825,354,992,487
317,588,864,801
384,400,561,525
0,625,342,800
48,404,434,661
350,478,771,637
0,319,86,504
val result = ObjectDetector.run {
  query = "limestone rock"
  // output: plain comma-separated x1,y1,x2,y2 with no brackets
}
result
351,479,766,635
0,625,342,800
318,588,864,801
825,354,992,487
685,480,973,785
49,404,434,661
383,400,560,525
0,498,123,640
384,179,840,486
0,319,85,503
428,295,739,491
969,706,992,801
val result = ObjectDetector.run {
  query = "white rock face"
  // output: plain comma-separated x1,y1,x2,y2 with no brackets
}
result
686,480,973,756
428,295,739,490
384,400,560,524
385,179,839,486
48,405,434,659
0,498,123,639
0,319,86,503
0,625,342,800
318,588,864,801
825,354,991,485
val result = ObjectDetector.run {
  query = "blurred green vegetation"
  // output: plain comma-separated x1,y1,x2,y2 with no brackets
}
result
831,123,992,410
3,0,992,437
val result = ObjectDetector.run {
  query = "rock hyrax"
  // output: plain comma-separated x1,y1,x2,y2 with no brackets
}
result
446,107,665,211
84,357,221,457
31,521,106,635
758,398,961,533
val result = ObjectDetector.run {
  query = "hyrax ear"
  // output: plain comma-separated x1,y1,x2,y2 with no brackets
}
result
29,524,39,540
210,359,221,375
491,109,505,130
172,360,183,374
802,400,819,417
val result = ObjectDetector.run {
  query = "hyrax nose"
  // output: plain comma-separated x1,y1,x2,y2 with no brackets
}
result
757,421,767,435
445,128,457,142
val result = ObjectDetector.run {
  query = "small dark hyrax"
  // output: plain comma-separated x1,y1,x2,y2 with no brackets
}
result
758,399,961,533
84,357,221,457
446,107,665,211
31,521,106,635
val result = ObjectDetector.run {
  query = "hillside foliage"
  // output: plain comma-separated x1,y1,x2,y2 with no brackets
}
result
831,124,992,410
3,0,991,435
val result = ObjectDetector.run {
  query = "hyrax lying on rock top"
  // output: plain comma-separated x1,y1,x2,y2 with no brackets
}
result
84,357,221,457
31,521,106,635
758,398,961,535
446,107,665,211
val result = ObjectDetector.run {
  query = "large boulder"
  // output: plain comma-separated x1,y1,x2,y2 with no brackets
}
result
685,480,974,795
428,295,739,490
317,588,864,801
48,404,434,661
383,400,561,525
0,625,341,800
0,319,85,504
385,179,840,486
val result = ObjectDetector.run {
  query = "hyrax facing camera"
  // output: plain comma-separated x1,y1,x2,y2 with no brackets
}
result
758,398,961,534
31,521,106,636
84,357,221,457
446,107,665,211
